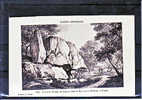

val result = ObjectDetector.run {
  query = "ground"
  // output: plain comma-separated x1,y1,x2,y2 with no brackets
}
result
23,72,123,90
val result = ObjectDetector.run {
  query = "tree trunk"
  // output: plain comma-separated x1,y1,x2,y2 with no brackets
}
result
107,56,122,76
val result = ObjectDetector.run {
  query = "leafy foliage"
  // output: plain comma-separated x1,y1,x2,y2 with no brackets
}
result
80,23,123,76
92,23,123,76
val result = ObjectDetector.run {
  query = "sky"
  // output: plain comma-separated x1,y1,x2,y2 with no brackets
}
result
56,24,96,49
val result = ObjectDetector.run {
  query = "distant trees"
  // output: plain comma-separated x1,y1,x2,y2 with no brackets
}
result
79,40,99,71
80,23,123,77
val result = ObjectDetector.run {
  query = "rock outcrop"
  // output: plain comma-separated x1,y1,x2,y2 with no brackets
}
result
30,30,46,64
43,36,70,65
66,41,87,69
23,34,88,81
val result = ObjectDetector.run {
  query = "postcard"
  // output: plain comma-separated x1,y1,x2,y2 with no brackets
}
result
9,16,135,97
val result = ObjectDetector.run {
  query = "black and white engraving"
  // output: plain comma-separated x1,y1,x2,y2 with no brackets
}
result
21,23,123,90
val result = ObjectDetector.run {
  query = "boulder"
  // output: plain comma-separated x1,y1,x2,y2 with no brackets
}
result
22,62,68,80
22,62,38,79
22,62,55,80
36,64,55,79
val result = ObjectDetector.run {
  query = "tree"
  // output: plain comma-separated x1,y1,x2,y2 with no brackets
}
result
79,40,99,71
91,23,123,77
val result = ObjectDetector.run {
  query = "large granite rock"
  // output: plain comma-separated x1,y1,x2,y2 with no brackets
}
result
23,35,88,81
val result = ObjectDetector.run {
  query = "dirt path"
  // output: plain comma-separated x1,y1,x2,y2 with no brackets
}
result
84,75,110,88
